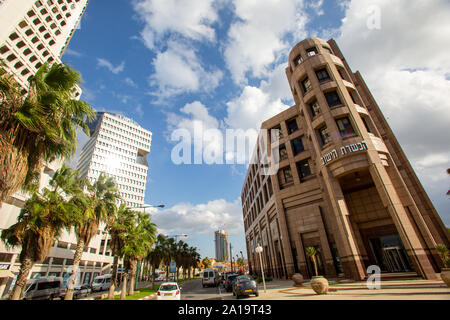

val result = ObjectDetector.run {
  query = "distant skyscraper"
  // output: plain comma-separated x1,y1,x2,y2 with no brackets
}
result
0,0,89,90
215,230,228,261
77,112,152,208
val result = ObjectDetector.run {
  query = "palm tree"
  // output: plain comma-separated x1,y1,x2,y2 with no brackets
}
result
202,257,212,269
147,234,165,289
0,165,78,299
175,240,188,281
305,247,319,277
160,236,177,281
107,204,135,299
64,174,118,300
0,63,95,207
121,212,157,297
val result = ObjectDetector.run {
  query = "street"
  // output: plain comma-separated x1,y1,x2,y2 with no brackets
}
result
179,279,258,301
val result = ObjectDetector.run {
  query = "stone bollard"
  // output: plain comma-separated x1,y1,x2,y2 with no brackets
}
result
292,273,304,287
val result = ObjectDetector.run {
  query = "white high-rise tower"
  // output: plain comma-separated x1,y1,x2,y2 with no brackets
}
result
0,0,89,90
77,112,152,208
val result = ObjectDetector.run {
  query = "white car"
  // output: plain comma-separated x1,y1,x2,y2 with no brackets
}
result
156,282,181,300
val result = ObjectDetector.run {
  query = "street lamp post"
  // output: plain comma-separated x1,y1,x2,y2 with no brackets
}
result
255,244,266,293
126,204,165,290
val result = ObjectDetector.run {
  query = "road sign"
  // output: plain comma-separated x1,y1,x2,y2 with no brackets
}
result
169,261,176,273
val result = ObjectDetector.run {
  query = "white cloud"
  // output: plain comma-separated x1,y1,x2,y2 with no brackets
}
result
124,77,137,87
224,0,308,84
149,198,244,236
132,0,219,49
336,0,450,223
150,41,223,99
167,101,223,162
97,58,125,74
307,0,324,16
225,85,291,131
64,48,82,57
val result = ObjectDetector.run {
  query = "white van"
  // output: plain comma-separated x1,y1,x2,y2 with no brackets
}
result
91,274,112,292
24,277,64,300
202,268,219,287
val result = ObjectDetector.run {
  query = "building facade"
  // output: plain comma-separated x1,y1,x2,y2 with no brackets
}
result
0,0,92,297
215,230,228,261
242,37,450,281
76,112,152,209
0,0,89,91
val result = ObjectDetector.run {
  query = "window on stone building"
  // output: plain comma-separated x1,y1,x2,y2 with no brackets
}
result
291,137,304,156
306,47,318,56
324,91,342,108
318,125,332,145
316,68,330,83
309,99,321,117
297,159,312,182
301,77,312,94
286,118,299,134
277,166,293,189
336,117,356,138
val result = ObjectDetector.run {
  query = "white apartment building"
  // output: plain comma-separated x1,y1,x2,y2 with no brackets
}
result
77,112,152,209
0,0,89,91
0,0,92,298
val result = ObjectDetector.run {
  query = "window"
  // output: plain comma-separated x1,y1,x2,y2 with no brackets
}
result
278,144,288,161
306,47,318,56
322,46,332,54
291,137,304,155
278,166,293,189
324,91,342,108
348,90,358,104
361,117,371,133
286,118,298,134
336,117,356,137
309,99,321,117
0,45,10,55
270,125,283,142
293,54,303,66
316,68,330,83
318,125,332,145
297,159,312,182
301,77,312,94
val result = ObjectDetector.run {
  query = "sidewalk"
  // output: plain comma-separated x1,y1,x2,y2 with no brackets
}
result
252,278,450,300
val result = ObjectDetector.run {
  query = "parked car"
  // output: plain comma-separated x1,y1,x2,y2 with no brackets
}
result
202,268,219,287
74,284,92,299
23,277,64,300
232,275,258,299
224,274,239,292
156,282,182,300
91,274,112,292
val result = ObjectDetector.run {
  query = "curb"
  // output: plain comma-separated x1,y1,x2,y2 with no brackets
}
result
138,293,157,300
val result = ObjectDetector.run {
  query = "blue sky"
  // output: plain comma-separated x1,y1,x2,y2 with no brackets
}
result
63,0,450,259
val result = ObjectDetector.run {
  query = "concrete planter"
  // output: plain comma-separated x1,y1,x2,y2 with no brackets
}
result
292,273,304,287
440,268,450,288
310,276,329,295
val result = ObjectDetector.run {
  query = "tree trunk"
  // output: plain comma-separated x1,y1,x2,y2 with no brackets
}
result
9,257,33,300
0,133,31,207
128,260,137,295
65,238,84,300
151,265,156,290
120,273,128,300
108,255,119,299
312,255,318,277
